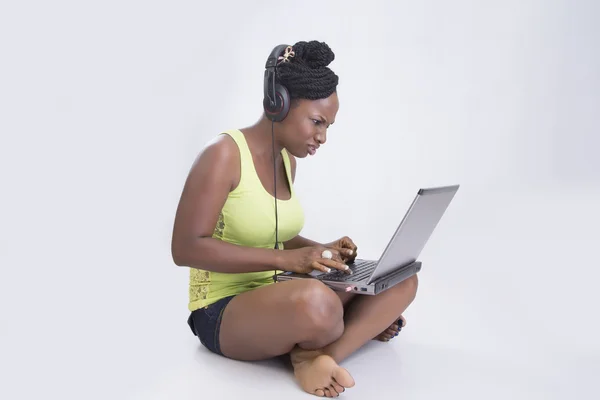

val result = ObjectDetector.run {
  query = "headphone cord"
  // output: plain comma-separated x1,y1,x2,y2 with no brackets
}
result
272,119,280,281
272,119,279,249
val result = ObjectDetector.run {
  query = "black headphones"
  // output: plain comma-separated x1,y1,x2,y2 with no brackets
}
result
263,44,292,122
262,44,293,264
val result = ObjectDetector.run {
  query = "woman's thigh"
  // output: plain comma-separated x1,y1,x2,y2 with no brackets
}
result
336,291,357,307
218,279,346,361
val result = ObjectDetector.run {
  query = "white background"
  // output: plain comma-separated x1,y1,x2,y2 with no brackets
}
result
1,0,598,399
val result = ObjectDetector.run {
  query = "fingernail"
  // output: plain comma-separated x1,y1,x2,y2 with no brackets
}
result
325,268,331,273
346,249,353,255
344,265,349,270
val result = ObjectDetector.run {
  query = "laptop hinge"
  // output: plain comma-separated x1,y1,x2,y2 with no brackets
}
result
367,261,421,285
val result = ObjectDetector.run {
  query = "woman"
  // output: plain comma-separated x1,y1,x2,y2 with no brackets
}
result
171,40,418,398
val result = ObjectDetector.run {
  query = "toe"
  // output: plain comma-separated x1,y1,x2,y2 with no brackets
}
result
329,384,340,397
333,367,355,388
332,382,345,394
386,328,397,336
315,389,325,397
323,387,332,398
376,333,389,342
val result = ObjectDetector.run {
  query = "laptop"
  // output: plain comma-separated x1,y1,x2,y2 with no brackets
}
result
275,185,460,295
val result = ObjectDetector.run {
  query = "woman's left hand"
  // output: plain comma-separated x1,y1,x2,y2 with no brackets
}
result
325,236,358,263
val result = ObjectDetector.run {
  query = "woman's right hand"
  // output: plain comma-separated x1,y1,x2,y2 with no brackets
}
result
281,246,352,275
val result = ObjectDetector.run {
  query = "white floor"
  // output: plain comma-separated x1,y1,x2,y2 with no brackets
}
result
2,324,596,400
2,186,599,399
6,323,593,400
122,334,596,400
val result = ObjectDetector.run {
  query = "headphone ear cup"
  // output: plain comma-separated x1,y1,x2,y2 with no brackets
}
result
275,83,290,121
264,83,290,122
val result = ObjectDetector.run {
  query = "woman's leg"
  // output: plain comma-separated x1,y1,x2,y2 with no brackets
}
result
290,274,419,397
218,279,355,396
335,292,406,342
218,275,418,397
297,274,419,363
218,279,346,360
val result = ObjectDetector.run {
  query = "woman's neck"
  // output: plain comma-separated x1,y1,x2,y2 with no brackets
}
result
241,115,284,160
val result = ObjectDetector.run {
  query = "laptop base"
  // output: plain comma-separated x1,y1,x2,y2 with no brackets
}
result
275,261,422,295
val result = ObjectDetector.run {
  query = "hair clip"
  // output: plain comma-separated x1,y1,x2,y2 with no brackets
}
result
278,46,295,63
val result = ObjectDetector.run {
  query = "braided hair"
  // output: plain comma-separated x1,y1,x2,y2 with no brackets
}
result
276,41,339,101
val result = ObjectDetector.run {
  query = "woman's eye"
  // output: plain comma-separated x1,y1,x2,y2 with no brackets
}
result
312,119,321,125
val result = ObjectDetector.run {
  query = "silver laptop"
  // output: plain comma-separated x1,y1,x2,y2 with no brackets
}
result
275,185,459,295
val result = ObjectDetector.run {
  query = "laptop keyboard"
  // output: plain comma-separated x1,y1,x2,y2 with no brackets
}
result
318,260,377,282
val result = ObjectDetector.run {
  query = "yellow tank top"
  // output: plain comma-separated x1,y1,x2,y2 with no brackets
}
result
188,129,305,311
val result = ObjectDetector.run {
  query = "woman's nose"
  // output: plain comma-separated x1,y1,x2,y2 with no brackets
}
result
315,130,327,144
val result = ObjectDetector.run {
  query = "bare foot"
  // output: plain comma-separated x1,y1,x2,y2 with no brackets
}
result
374,315,405,342
290,347,355,397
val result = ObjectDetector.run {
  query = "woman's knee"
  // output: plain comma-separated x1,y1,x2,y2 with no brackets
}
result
401,273,419,299
407,273,418,289
290,280,344,340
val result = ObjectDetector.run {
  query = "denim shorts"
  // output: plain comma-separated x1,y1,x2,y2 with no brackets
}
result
187,295,236,356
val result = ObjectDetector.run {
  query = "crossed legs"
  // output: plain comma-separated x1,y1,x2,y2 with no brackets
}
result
218,275,419,397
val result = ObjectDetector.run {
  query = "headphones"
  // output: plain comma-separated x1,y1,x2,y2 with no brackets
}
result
262,44,292,268
263,44,292,122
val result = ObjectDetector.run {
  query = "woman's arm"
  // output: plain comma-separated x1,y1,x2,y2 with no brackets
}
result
175,236,286,273
284,235,323,250
171,135,285,273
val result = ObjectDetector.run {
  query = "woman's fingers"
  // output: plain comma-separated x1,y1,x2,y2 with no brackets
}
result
311,261,333,273
308,246,353,274
320,248,344,262
319,258,352,274
330,246,357,263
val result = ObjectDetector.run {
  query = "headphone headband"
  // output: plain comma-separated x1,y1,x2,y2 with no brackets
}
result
265,44,289,69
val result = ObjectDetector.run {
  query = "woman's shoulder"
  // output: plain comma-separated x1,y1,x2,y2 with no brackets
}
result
199,132,239,160
190,133,240,177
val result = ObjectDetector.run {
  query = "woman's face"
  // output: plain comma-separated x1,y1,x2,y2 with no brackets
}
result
279,91,339,158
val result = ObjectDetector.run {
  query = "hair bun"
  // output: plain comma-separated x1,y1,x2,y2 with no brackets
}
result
273,40,339,101
291,40,335,69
